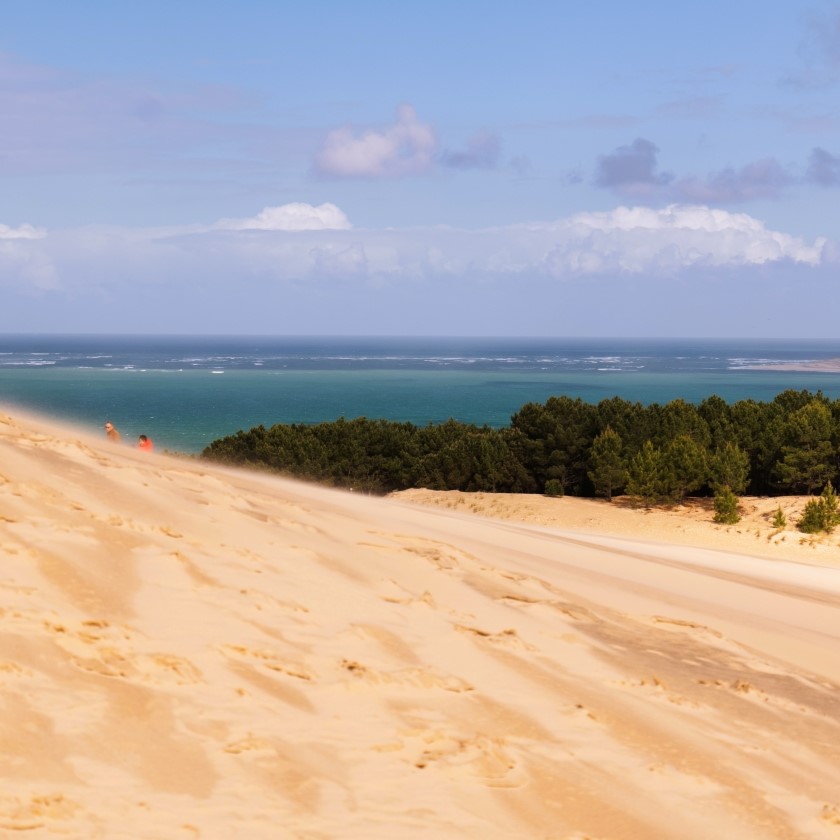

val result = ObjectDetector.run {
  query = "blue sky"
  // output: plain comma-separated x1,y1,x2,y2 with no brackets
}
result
2,0,840,336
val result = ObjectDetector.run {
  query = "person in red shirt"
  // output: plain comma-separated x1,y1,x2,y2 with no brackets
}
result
137,434,154,452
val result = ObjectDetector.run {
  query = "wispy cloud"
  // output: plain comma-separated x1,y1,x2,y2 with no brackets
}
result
655,96,724,120
784,7,840,87
440,132,501,170
673,158,795,202
806,146,840,186
0,52,255,177
0,223,56,290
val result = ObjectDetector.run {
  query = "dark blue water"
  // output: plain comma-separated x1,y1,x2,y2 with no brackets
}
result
2,335,839,453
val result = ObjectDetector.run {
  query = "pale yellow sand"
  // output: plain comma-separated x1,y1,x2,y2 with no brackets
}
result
392,489,840,568
2,409,839,839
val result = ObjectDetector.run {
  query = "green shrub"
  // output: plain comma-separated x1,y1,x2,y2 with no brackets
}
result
544,479,564,497
797,499,827,533
771,506,786,528
713,486,740,524
797,483,840,534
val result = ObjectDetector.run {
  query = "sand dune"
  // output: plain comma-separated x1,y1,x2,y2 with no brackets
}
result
1,409,839,839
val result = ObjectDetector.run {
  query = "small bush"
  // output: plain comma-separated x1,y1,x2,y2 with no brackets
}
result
713,486,740,524
771,506,786,528
797,499,827,534
544,479,564,498
821,482,839,526
797,482,840,534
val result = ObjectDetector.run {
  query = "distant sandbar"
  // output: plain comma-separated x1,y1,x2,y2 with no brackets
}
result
738,358,840,373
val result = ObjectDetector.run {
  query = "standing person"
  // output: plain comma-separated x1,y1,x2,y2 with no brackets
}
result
104,421,121,443
137,434,154,452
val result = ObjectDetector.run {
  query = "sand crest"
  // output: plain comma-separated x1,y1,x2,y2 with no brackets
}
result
1,409,839,839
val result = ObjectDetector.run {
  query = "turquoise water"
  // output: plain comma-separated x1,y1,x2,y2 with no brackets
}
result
2,335,840,453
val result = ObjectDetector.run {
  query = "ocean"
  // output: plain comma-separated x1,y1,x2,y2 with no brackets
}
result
2,335,840,454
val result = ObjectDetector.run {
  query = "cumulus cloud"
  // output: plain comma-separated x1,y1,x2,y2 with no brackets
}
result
440,132,501,170
214,202,352,231
594,138,673,196
313,105,436,178
543,204,825,273
806,147,840,186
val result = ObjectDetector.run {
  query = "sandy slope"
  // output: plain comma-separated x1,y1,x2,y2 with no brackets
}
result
392,489,840,568
1,409,839,840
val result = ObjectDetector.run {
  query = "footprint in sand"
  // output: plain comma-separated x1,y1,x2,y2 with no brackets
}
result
159,525,184,539
695,674,821,715
615,675,698,707
71,648,202,685
650,615,724,639
0,793,81,832
339,658,473,693
822,804,840,826
391,728,521,787
454,624,536,652
388,535,481,572
0,660,28,681
496,593,594,624
223,734,275,755
221,644,313,681
375,579,437,608
41,617,203,685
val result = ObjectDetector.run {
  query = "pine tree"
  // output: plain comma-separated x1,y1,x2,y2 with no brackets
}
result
709,441,750,495
661,434,708,502
588,426,627,501
626,441,665,507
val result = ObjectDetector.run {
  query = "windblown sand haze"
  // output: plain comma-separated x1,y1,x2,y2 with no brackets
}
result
1,409,839,839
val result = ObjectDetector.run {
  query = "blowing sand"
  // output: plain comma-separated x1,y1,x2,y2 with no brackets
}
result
1,408,839,839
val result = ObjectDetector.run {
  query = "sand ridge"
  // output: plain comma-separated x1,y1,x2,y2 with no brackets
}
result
1,409,839,839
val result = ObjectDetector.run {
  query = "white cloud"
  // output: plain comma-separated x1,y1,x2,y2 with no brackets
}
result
0,222,53,290
0,222,46,240
1,203,834,336
177,203,829,284
0,204,829,302
569,204,826,270
541,205,826,273
313,105,436,178
214,202,352,231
